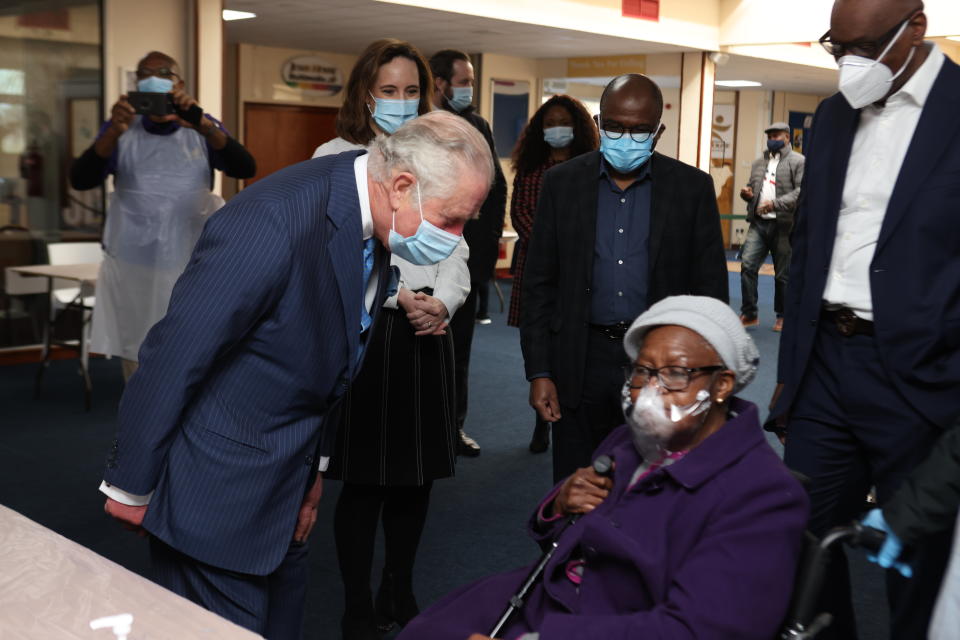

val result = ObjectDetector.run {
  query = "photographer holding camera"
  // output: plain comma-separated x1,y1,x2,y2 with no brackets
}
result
70,51,255,381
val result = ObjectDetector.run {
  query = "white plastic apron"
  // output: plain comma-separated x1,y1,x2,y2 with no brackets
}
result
91,116,224,360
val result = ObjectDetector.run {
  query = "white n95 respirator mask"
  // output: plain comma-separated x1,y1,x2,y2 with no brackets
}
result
837,19,915,109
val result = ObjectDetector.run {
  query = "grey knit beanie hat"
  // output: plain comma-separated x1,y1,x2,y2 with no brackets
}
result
623,295,759,393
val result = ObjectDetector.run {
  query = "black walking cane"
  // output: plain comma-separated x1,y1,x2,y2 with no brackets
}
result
488,454,615,638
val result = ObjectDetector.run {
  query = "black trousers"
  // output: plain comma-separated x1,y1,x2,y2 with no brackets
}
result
449,284,479,429
334,482,433,611
150,536,309,640
551,329,630,483
783,321,954,639
475,279,490,317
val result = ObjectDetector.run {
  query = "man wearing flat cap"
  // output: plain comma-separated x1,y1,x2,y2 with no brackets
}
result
738,122,804,332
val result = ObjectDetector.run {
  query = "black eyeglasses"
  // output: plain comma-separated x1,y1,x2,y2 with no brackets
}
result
136,67,181,81
600,122,659,143
624,364,724,392
818,11,917,59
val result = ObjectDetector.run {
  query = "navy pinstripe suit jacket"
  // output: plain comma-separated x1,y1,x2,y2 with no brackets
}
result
103,150,393,575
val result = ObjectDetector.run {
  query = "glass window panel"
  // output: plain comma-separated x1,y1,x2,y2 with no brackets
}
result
0,1,102,348
0,69,25,96
0,103,25,154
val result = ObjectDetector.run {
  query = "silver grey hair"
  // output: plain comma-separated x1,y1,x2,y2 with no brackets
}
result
368,110,495,202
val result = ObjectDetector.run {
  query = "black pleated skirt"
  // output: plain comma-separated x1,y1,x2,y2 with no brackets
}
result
326,306,457,486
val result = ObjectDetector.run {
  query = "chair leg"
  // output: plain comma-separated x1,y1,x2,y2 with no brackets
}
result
35,284,53,398
493,279,505,313
80,308,92,411
23,295,41,344
1,294,11,347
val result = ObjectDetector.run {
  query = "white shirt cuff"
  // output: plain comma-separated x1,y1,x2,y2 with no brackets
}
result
318,456,330,472
99,480,152,506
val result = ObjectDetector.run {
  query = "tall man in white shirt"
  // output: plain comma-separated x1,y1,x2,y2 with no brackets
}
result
738,122,804,331
770,2,960,637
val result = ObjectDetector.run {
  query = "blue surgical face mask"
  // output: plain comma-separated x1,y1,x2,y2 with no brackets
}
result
368,92,419,134
137,76,173,93
767,139,786,153
446,86,473,113
600,125,658,173
544,126,574,149
388,182,461,265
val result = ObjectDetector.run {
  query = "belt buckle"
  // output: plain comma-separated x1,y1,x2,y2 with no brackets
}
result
611,322,627,340
835,309,856,337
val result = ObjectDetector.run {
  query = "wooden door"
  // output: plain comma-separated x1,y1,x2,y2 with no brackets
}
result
243,103,339,186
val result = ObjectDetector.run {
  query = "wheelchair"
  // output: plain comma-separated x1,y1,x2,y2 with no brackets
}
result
779,522,887,639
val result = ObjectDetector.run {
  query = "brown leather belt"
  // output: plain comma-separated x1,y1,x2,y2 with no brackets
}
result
589,322,630,340
821,306,874,337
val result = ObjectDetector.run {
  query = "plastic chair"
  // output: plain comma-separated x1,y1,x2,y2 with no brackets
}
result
45,241,101,309
44,241,102,398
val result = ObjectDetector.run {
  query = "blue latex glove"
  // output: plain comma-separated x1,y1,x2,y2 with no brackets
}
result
861,508,913,578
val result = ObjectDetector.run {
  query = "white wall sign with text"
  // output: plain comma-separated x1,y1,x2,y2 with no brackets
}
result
281,56,343,96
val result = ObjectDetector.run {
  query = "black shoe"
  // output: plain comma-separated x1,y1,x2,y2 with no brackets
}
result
475,315,492,325
457,429,481,457
341,610,381,640
374,569,419,631
529,421,550,454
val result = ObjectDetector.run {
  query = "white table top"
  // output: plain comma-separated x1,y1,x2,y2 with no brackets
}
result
9,263,100,284
0,505,262,638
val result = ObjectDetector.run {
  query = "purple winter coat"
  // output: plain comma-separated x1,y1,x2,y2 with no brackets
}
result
399,398,809,640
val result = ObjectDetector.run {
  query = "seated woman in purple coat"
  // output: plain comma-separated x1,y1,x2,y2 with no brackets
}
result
399,295,810,640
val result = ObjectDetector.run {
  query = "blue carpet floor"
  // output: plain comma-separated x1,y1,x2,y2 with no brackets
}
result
0,272,888,639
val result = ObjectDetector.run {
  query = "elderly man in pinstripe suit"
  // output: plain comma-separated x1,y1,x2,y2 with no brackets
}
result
97,111,494,639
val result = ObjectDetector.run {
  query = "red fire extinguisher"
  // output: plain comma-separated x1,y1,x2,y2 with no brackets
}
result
19,141,44,197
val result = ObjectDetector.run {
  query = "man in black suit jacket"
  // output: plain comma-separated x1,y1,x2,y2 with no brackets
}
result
521,74,728,483
430,49,508,457
770,2,960,637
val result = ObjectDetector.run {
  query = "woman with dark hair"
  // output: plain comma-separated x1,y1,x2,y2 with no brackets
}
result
507,95,598,453
313,38,433,155
312,39,470,640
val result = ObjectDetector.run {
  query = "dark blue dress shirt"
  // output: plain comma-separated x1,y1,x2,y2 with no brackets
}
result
590,157,652,324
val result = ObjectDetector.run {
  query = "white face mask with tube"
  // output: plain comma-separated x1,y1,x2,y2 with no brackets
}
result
837,18,916,109
621,382,712,458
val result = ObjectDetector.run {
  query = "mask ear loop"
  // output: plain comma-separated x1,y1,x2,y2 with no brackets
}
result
877,19,909,64
887,43,916,84
393,180,423,234
857,18,912,78
415,181,425,223
668,369,720,423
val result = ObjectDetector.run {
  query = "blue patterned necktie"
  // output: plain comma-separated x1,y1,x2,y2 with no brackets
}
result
360,237,376,333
